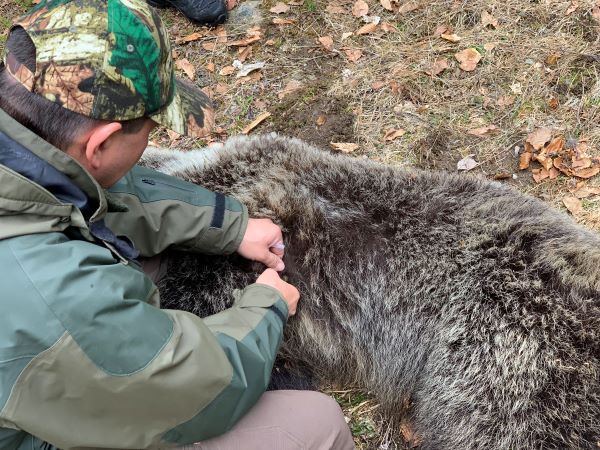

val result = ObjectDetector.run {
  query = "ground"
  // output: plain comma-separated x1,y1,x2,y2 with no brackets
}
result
1,0,599,448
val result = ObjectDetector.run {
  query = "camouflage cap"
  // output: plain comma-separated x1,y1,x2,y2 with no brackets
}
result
3,0,214,137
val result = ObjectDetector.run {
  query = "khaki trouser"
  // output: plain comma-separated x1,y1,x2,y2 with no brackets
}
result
140,256,355,450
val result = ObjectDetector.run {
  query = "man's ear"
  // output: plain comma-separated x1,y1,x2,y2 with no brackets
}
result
84,122,123,170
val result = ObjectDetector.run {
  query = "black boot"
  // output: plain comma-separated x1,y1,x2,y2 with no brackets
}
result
147,0,227,25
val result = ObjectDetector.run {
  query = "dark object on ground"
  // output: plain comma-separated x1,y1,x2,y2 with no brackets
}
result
147,0,227,25
142,134,600,450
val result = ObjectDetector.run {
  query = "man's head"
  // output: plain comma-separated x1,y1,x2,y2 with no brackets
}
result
0,0,214,187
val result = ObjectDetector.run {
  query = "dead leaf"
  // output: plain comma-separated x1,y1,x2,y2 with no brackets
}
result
441,33,461,43
371,80,386,90
572,185,600,198
331,142,359,153
532,168,550,183
206,62,215,73
219,65,236,76
178,31,206,43
533,153,554,171
519,152,532,170
242,112,271,134
455,48,482,71
549,167,560,179
434,24,450,37
592,4,600,20
352,0,369,16
483,42,496,52
288,0,304,5
398,2,419,13
344,48,364,62
574,167,600,179
175,58,196,81
545,136,565,154
546,53,560,66
234,61,265,77
426,59,449,76
341,32,354,40
457,156,478,171
380,22,398,32
318,35,335,51
227,36,262,47
273,18,296,24
383,128,406,141
238,46,253,62
202,42,217,51
467,125,499,136
493,172,511,180
526,128,552,150
270,2,290,13
167,129,181,143
316,115,327,126
380,0,394,11
563,196,582,215
227,0,237,9
356,22,378,35
566,0,578,15
548,97,559,109
481,11,498,28
496,95,515,108
278,80,303,99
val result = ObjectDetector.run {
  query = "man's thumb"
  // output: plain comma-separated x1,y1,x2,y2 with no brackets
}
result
264,250,285,272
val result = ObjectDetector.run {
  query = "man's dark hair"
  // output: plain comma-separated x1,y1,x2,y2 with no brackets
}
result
0,28,147,152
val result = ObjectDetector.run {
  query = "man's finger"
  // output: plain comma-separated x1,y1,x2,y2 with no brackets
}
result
263,250,285,272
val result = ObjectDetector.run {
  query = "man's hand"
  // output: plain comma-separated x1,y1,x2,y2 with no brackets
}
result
256,269,300,316
238,218,285,271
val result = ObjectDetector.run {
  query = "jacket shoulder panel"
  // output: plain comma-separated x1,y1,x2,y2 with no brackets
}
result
4,233,174,376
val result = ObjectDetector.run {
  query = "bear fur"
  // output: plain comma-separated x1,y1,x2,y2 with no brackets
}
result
141,134,600,450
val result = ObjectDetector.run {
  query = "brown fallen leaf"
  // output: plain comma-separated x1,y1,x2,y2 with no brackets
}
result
455,48,482,71
526,128,552,150
563,196,582,215
467,125,499,136
380,0,394,11
227,36,262,47
206,62,215,73
178,31,206,43
533,153,554,171
496,95,515,108
355,22,378,35
318,35,335,51
573,166,600,179
441,33,461,43
344,48,364,62
341,32,354,40
316,115,327,126
481,11,498,28
219,65,236,76
383,128,406,141
519,152,532,170
593,4,600,20
273,18,296,24
398,1,419,13
287,0,303,5
380,22,398,32
566,0,578,15
493,172,511,180
278,80,303,99
371,80,386,90
426,59,449,76
352,0,369,16
546,53,560,66
549,167,560,179
483,42,496,52
544,136,565,155
270,2,290,13
434,24,450,37
238,46,253,62
548,97,559,110
532,168,550,183
331,142,359,153
572,185,600,198
175,58,196,81
202,42,217,51
242,112,271,134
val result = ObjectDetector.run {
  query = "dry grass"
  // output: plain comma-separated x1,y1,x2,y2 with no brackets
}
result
1,0,600,447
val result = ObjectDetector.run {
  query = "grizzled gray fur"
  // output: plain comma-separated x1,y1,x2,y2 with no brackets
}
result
142,134,599,450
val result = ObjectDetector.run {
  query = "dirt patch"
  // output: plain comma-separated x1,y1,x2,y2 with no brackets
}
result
267,93,355,148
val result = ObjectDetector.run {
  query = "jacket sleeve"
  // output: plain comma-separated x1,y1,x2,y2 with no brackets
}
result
104,165,249,257
1,235,288,449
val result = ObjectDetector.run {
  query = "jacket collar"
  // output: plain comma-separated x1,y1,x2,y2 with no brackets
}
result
0,107,108,222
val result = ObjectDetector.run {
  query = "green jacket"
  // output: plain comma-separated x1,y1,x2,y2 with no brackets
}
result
0,108,288,449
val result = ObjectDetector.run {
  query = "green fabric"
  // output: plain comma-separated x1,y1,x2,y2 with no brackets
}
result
106,165,248,256
108,0,162,113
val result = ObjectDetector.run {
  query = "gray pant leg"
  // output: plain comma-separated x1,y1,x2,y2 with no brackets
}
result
179,390,355,450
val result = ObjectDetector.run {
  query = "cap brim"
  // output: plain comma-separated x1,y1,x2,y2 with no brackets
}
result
151,77,215,138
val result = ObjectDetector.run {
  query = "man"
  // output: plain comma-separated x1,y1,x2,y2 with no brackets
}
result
0,0,354,448
146,0,228,26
